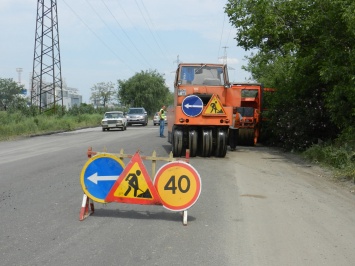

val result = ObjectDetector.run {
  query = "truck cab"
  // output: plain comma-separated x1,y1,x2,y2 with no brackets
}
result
167,63,239,157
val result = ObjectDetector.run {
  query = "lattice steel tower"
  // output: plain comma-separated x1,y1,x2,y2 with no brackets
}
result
31,0,63,113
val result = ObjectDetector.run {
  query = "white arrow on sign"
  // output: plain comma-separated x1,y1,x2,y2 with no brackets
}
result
87,172,118,184
184,103,203,109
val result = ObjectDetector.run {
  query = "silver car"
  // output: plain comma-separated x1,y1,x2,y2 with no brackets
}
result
126,107,148,126
101,111,127,131
153,111,167,126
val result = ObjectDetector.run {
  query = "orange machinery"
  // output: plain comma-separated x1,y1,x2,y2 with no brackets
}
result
167,63,240,157
231,83,264,146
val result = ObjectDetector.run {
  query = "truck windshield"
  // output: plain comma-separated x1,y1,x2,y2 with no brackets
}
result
179,66,223,86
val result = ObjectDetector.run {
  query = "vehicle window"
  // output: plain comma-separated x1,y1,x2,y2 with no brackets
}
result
112,113,123,118
241,89,258,98
128,109,143,114
180,66,223,85
105,112,123,118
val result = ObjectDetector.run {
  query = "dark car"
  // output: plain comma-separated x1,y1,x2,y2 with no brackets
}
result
126,107,148,126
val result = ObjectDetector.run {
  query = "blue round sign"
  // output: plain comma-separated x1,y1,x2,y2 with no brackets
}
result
182,95,203,117
80,154,125,203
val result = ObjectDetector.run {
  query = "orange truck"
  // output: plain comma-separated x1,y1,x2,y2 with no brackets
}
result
230,83,264,146
167,63,240,157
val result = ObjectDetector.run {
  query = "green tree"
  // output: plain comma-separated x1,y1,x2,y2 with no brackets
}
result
225,0,355,150
90,82,116,108
117,70,170,115
0,78,26,111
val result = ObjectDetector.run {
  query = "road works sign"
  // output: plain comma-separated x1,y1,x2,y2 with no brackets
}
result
182,95,203,117
154,161,201,211
203,94,226,116
80,154,125,203
105,152,162,205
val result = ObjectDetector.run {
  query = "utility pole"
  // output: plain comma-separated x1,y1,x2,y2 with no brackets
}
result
171,55,182,74
173,55,182,67
31,0,63,113
16,68,23,84
219,46,235,70
219,46,228,65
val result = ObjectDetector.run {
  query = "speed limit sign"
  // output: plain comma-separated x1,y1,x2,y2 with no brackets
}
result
153,161,201,211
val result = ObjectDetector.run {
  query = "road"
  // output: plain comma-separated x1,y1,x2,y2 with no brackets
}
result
0,123,354,266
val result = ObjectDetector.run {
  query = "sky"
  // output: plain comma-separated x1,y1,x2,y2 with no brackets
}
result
0,0,253,103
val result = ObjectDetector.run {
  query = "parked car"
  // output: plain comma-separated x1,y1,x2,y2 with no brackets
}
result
126,107,148,126
101,111,127,131
153,111,167,126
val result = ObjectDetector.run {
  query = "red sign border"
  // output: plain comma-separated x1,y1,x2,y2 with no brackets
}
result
105,152,162,205
153,161,201,211
202,94,226,116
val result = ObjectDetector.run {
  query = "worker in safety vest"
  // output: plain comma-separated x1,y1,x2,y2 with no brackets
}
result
159,105,167,137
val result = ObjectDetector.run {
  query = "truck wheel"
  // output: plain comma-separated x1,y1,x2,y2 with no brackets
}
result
239,128,254,146
172,129,183,157
200,129,212,157
188,129,198,157
215,128,227,157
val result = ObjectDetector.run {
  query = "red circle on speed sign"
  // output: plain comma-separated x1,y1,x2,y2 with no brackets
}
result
153,161,201,211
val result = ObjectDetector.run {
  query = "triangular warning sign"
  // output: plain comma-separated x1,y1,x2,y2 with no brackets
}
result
105,152,161,205
203,94,226,116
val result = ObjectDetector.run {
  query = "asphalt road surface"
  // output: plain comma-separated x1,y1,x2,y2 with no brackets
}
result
1,123,354,266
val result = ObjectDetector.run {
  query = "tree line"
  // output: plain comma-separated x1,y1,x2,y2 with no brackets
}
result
0,69,173,117
90,70,173,115
225,0,355,151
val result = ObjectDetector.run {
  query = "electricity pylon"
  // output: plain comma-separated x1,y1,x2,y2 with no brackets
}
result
219,46,235,70
31,0,63,113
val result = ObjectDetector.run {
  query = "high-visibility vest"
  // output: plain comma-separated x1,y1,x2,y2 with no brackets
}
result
160,109,166,119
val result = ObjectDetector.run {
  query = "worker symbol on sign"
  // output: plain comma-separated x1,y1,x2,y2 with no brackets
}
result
210,101,223,114
203,94,226,116
124,170,152,198
105,152,162,205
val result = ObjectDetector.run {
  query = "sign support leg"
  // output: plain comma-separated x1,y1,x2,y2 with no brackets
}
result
182,210,188,226
79,194,94,221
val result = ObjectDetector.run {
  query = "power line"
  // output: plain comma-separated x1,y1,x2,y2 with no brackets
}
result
101,0,153,69
85,0,151,69
62,0,135,72
218,12,227,62
137,0,171,66
115,0,155,56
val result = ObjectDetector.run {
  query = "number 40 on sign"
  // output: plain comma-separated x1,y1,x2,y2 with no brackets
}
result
154,161,201,212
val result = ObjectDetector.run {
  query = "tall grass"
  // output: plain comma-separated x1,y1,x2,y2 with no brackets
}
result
303,142,355,182
0,111,102,141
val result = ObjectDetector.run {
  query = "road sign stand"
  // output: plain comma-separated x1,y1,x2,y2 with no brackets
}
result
80,147,194,225
183,210,188,225
79,193,95,221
